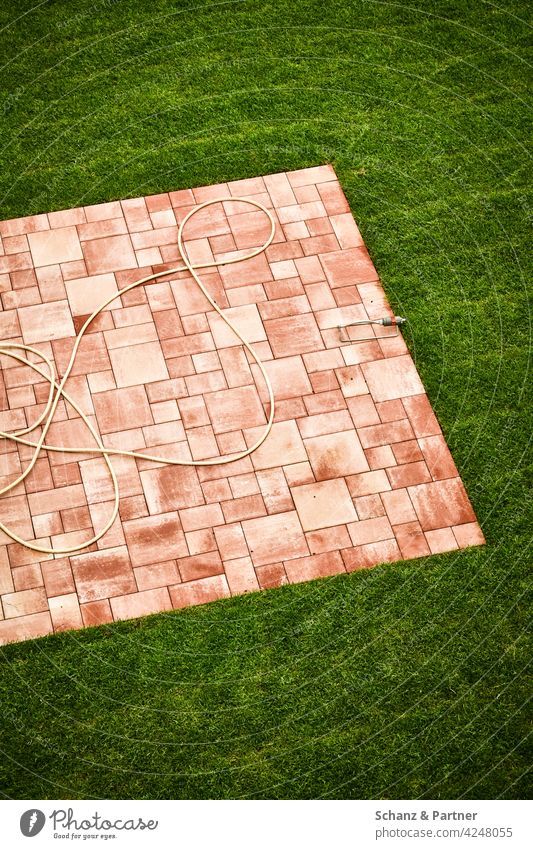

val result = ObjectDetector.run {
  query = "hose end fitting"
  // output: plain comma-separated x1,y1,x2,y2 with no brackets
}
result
381,315,407,326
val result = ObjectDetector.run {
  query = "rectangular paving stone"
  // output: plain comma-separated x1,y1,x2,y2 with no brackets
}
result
408,479,476,531
264,313,323,357
204,385,266,434
110,587,172,621
71,546,136,603
284,551,345,583
177,550,223,582
208,303,266,348
169,573,230,608
2,587,48,618
305,430,368,480
110,340,169,388
28,226,83,267
223,556,260,595
0,611,53,644
48,593,84,632
251,355,312,401
140,465,204,514
65,272,119,316
241,511,308,567
83,234,137,275
361,355,425,403
291,479,357,531
122,514,188,567
242,421,305,471
18,300,75,343
93,385,153,432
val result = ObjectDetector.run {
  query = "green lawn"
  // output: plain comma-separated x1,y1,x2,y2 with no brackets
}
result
0,0,531,800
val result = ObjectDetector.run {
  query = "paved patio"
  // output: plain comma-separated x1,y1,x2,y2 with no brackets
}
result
0,165,484,645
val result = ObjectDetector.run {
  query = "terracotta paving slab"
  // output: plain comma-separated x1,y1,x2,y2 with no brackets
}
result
0,165,485,645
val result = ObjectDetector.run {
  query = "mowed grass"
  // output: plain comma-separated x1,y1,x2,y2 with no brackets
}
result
0,0,531,799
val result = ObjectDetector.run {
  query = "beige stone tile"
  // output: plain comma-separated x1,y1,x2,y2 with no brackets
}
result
241,511,308,566
291,479,357,531
110,340,169,388
28,226,82,267
305,430,368,480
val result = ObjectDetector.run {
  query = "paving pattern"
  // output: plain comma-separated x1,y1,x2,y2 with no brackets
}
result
0,165,485,645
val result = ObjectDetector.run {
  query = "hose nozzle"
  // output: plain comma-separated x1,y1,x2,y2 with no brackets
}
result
379,316,407,326
337,315,407,343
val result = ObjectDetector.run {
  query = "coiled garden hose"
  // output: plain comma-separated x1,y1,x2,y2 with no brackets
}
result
0,197,277,555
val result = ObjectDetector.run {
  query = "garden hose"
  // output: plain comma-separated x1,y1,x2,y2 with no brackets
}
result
0,197,277,555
